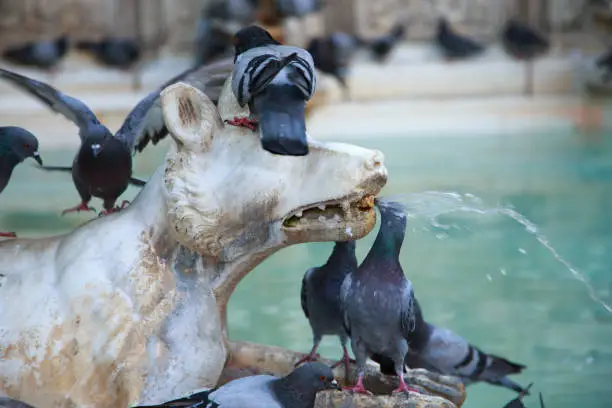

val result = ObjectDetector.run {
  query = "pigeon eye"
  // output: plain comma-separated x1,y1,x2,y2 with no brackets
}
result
23,143,30,149
319,375,326,380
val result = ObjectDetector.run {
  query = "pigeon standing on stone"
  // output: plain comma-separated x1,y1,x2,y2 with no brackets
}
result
370,297,529,394
501,18,550,60
135,362,340,408
276,0,324,18
0,126,43,238
194,0,259,65
229,25,316,156
0,67,170,216
307,32,361,100
2,37,69,71
365,23,406,62
296,241,358,374
340,198,419,395
435,17,485,60
76,38,141,69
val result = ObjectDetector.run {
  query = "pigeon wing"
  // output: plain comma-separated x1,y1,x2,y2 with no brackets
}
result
116,57,234,153
399,280,416,339
0,67,101,141
339,273,353,336
300,267,316,319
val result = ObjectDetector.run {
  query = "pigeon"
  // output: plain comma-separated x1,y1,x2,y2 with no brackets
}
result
76,37,141,69
296,241,358,374
0,397,38,408
340,198,419,395
229,25,316,156
501,18,550,60
275,0,324,18
435,17,485,60
501,383,534,408
370,297,529,394
2,37,69,71
0,67,165,216
194,19,235,66
364,23,406,62
135,362,340,408
306,32,361,100
0,126,43,238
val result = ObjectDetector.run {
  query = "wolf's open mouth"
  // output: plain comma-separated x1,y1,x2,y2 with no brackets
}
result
281,195,376,228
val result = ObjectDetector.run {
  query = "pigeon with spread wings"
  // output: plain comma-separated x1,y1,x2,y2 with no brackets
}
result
0,61,232,216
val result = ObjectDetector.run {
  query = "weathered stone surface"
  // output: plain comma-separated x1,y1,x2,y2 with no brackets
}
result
220,341,466,408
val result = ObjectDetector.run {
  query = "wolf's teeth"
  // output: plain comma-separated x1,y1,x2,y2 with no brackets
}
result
333,214,341,221
318,205,326,211
295,210,303,217
318,215,326,222
341,201,350,213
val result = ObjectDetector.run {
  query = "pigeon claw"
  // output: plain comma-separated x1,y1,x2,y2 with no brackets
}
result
98,201,131,217
392,379,420,395
0,232,17,238
225,117,258,131
294,352,322,367
61,202,97,216
343,376,372,395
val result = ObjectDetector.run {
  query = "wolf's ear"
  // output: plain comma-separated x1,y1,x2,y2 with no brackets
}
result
160,82,222,151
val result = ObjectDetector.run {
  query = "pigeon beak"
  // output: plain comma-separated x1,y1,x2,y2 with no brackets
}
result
330,379,341,390
91,143,102,157
32,151,43,166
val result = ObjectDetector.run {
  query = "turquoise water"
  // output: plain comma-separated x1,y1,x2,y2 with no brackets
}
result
2,129,612,407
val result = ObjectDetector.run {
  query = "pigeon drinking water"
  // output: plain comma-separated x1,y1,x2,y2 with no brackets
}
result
296,241,358,374
370,297,529,394
501,383,534,408
229,25,316,156
0,126,43,238
135,362,340,408
0,67,171,216
340,198,419,395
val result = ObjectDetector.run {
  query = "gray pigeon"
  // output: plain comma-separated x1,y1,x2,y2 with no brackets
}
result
2,37,68,71
370,297,529,394
340,198,419,395
296,241,357,373
0,61,230,216
230,25,316,156
134,362,340,408
76,37,141,69
0,126,43,238
0,397,37,408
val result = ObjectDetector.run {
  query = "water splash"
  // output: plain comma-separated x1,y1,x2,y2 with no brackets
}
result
384,191,612,313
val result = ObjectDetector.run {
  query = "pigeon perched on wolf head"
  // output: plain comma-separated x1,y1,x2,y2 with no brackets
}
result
135,362,340,408
340,198,419,395
370,297,529,394
0,126,43,238
296,241,358,374
229,25,316,156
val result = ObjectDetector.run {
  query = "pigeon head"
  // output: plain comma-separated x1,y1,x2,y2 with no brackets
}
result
372,198,407,256
275,362,340,407
0,126,43,165
232,25,280,60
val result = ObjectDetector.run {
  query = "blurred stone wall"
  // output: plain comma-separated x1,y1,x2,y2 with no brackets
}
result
0,0,598,54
